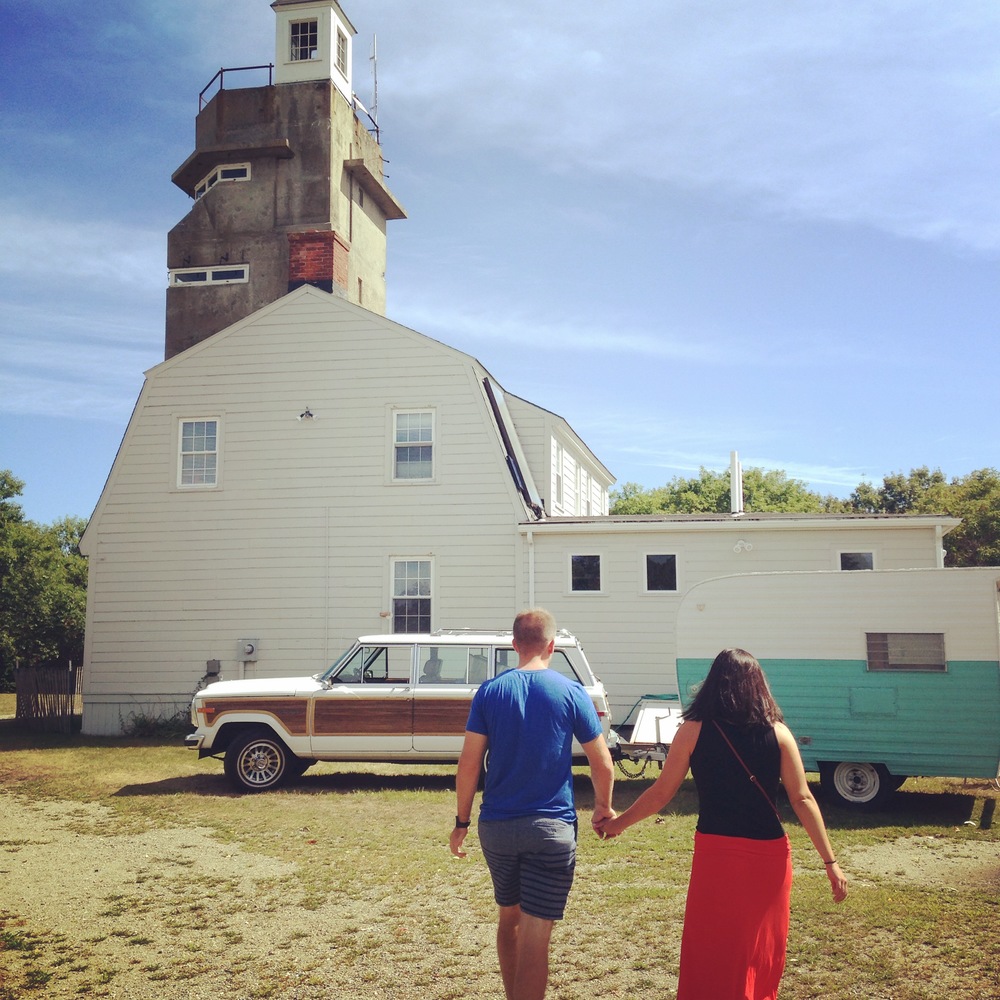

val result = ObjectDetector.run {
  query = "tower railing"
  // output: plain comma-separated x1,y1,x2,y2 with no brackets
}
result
196,63,381,145
199,64,276,110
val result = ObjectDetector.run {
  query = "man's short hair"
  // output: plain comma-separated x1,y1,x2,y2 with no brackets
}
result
512,608,556,653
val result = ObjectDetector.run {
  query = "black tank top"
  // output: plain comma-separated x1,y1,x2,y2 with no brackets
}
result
691,721,784,840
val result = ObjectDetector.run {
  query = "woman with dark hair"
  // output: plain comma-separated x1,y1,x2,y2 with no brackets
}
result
598,648,847,1000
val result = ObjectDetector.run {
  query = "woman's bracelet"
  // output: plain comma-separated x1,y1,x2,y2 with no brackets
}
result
823,859,838,866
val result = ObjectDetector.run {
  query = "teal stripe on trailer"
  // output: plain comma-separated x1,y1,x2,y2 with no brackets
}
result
675,657,1000,780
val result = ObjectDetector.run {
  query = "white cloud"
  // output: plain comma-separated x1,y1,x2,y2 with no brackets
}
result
376,0,1000,253
0,369,142,422
0,205,164,289
392,299,730,364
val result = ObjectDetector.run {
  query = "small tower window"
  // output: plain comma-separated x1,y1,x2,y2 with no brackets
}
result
169,265,249,287
290,20,319,61
336,27,348,75
193,163,251,200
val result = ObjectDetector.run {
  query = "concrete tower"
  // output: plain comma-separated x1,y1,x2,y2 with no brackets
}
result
165,0,406,359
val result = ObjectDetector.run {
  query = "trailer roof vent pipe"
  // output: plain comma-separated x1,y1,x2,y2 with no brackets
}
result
730,450,745,516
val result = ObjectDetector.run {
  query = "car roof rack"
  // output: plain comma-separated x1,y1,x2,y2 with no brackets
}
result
432,628,512,637
431,628,576,639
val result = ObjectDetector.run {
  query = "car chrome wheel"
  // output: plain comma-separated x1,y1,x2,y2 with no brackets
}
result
224,729,288,792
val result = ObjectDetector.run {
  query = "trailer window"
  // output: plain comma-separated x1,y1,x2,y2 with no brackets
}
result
866,632,946,672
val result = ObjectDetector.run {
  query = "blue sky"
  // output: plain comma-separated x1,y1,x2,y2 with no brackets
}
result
2,0,998,524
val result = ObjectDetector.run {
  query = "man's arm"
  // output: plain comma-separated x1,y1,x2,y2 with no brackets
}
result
581,734,616,831
450,730,488,858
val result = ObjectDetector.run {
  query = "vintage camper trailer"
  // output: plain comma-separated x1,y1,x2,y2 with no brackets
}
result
675,568,1000,806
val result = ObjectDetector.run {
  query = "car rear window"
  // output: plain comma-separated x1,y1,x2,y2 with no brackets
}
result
496,647,584,685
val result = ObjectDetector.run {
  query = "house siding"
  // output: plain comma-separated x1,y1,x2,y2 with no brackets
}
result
81,289,527,733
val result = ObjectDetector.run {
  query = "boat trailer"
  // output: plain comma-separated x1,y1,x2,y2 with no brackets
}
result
610,695,685,777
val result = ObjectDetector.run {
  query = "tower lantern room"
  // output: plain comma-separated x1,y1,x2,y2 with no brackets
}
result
272,0,354,97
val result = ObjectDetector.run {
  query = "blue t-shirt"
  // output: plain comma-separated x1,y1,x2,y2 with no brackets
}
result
466,668,603,824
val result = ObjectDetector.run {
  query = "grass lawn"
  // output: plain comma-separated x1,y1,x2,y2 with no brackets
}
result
0,720,997,999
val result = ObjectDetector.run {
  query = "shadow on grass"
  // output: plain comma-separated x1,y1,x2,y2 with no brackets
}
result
113,767,458,799
819,787,980,830
0,716,83,747
0,716,188,750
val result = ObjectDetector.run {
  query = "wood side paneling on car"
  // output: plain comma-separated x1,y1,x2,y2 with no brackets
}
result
312,698,413,735
202,699,308,735
412,699,473,735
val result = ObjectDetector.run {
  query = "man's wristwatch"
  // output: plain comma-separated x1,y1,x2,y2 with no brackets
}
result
455,816,471,829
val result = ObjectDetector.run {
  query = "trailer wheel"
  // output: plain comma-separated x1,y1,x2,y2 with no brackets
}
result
224,727,290,792
820,761,893,808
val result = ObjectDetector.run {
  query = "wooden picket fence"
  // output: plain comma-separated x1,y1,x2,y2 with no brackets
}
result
15,663,82,734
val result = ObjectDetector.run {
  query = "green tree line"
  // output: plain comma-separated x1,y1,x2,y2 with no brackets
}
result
0,470,87,692
610,465,1000,567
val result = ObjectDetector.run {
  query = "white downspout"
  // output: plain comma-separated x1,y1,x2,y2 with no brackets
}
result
730,450,744,515
527,528,536,607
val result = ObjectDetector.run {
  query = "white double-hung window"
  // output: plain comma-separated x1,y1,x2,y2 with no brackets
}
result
393,410,434,481
178,418,219,488
392,559,432,633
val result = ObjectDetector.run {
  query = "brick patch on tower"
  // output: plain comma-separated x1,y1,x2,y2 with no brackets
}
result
288,230,349,294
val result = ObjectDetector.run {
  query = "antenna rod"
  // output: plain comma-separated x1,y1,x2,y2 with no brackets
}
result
370,34,378,122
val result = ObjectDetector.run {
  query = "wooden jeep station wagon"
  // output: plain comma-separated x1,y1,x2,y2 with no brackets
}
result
186,629,614,791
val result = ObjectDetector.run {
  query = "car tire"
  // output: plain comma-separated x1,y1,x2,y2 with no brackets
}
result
820,761,893,809
224,727,290,792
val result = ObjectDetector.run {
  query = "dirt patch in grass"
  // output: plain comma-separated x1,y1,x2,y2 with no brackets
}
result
0,794,310,999
847,833,1000,892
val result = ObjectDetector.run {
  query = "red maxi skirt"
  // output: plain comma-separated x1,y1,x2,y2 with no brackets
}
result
676,831,792,1000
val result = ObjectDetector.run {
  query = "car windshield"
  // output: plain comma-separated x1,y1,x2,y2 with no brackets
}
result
325,645,412,684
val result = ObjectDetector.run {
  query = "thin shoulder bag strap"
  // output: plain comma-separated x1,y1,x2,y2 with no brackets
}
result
712,720,782,821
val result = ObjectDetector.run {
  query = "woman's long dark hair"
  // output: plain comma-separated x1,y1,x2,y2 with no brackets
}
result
682,648,784,726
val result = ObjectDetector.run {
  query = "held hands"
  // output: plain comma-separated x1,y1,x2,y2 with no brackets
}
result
592,809,621,840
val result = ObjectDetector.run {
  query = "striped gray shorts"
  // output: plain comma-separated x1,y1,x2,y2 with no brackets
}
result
477,816,578,921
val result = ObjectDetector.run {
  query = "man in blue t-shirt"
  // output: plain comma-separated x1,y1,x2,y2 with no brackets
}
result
450,609,615,1000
